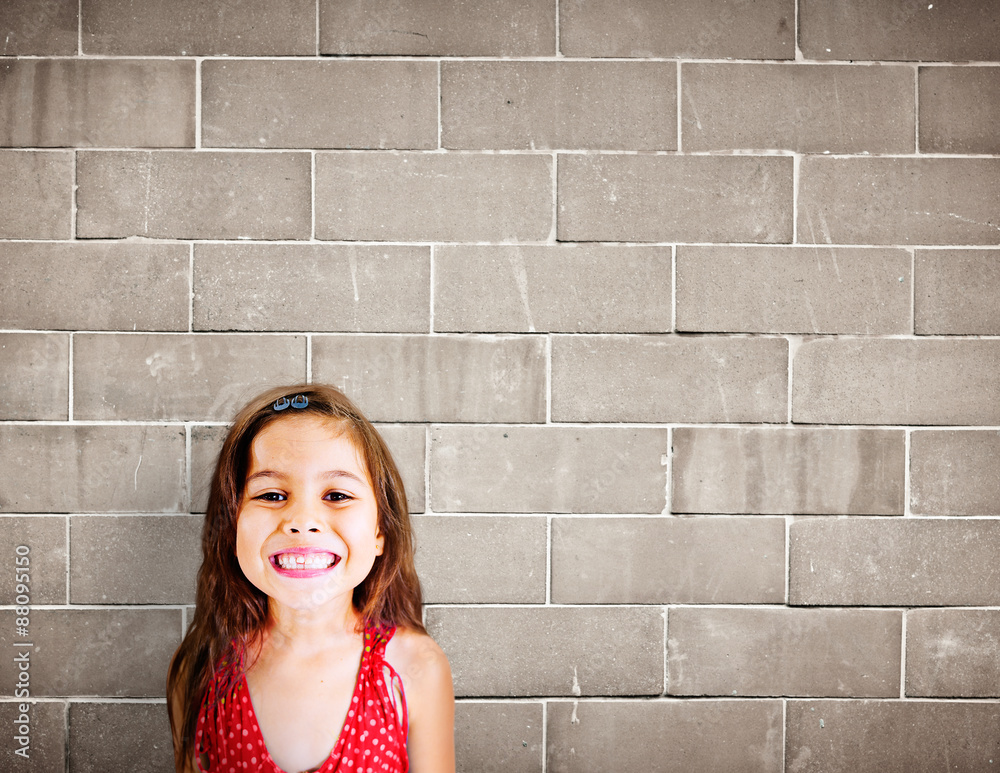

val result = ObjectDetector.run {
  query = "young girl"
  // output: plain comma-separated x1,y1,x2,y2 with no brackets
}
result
168,384,454,773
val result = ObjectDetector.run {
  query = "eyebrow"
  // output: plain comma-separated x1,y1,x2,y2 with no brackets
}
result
245,469,366,485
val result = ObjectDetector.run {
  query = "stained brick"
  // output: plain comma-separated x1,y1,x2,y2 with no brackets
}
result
552,335,787,423
70,515,201,604
672,427,905,515
790,518,1000,606
427,607,664,697
552,517,784,604
907,609,1000,697
0,150,72,239
0,0,77,54
0,425,185,513
69,703,172,771
676,246,911,334
920,67,1000,153
0,609,180,696
313,335,545,423
190,422,425,514
668,607,901,697
203,60,437,149
1,242,189,332
315,153,552,242
82,0,316,55
0,701,65,770
76,150,311,240
430,426,669,514
414,516,546,604
320,0,555,56
560,0,794,59
434,245,671,333
798,157,1000,245
0,60,195,147
193,244,430,332
73,334,306,421
0,333,68,420
442,62,676,150
800,0,1000,61
682,63,913,153
910,431,1000,516
455,702,542,773
792,339,1000,425
547,700,783,773
786,700,1000,773
915,249,1000,335
0,516,67,604
558,154,793,243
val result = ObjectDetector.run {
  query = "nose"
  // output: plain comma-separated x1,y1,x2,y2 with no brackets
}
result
281,497,324,534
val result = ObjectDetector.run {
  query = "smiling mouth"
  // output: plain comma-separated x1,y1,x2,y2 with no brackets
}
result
270,551,341,571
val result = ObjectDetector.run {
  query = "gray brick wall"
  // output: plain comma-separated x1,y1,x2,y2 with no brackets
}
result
1,1,998,770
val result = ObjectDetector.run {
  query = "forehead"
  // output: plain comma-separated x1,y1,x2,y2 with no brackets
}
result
248,414,368,477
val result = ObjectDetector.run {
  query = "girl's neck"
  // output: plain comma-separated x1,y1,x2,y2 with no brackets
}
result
263,597,363,655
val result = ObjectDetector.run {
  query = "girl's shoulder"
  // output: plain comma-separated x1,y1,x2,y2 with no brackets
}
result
385,627,455,772
384,626,452,696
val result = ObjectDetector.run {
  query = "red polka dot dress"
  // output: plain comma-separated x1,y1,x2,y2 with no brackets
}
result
195,626,408,773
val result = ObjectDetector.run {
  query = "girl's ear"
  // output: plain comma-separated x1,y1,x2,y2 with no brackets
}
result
375,526,385,556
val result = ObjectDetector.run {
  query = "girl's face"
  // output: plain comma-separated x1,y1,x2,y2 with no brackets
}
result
235,413,384,614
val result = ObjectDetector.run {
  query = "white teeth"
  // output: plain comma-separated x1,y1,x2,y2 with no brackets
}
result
275,553,336,570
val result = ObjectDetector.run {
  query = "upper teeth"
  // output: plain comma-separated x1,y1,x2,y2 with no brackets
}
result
276,553,335,570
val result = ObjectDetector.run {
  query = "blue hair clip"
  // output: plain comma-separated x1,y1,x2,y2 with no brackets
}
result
273,394,308,411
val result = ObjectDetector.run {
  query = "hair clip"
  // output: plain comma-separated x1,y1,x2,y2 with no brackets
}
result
273,394,309,411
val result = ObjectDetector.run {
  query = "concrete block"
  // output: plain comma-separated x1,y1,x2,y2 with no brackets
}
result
668,607,901,697
1,242,189,331
313,335,546,423
915,249,1000,335
682,63,913,153
320,0,555,55
676,246,911,334
672,427,905,515
315,152,552,242
0,425,185,513
430,426,669,514
203,60,437,149
427,606,664,697
0,59,195,147
73,333,306,421
559,154,793,243
82,0,315,55
552,335,787,422
799,157,1000,245
434,245,671,333
551,517,785,604
193,244,430,332
910,430,1000,516
0,333,68,420
560,0,794,59
77,150,311,239
793,339,1000,424
414,516,546,604
443,61,676,150
790,518,1000,606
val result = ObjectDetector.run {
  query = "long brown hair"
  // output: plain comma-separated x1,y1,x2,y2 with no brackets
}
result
167,384,424,770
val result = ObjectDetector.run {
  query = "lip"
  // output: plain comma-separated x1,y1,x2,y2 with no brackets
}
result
269,547,341,578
